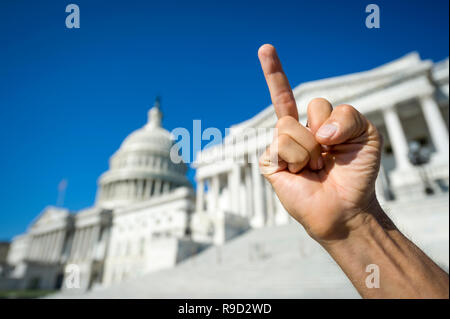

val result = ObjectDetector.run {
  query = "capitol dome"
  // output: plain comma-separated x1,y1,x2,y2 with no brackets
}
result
96,98,191,209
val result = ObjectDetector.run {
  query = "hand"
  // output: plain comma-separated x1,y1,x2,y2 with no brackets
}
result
257,45,449,299
258,44,383,244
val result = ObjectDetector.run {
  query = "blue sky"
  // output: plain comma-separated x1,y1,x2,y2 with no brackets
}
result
0,0,448,240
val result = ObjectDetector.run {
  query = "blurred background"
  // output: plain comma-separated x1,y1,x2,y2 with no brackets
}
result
0,0,448,298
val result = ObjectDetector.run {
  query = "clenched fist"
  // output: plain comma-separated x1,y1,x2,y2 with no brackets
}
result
258,44,382,244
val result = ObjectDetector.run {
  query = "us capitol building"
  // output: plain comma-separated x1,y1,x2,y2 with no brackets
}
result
3,52,449,292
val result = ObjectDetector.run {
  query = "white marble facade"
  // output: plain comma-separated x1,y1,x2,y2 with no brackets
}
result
5,52,449,292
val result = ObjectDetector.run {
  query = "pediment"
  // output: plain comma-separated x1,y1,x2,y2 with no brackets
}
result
30,206,70,229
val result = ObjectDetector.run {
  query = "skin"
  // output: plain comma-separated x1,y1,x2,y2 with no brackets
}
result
257,44,449,298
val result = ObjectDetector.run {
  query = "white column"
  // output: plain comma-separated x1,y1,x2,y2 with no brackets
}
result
117,182,122,198
251,155,265,227
230,164,241,214
83,227,93,260
76,228,86,260
42,235,48,261
68,234,78,260
32,236,38,260
83,227,92,259
111,182,116,198
52,232,60,262
383,106,412,170
244,165,254,219
72,229,81,260
27,240,35,259
104,184,110,199
69,231,79,260
127,180,132,199
265,180,275,225
30,236,38,260
58,230,66,261
106,183,111,199
154,180,161,195
419,95,449,159
47,233,55,261
51,232,59,262
51,231,63,262
163,181,170,193
119,181,124,198
38,235,46,261
155,156,161,169
89,225,101,259
239,181,246,217
210,175,220,213
41,235,48,261
196,179,204,213
120,181,125,199
46,232,55,262
32,239,39,259
39,235,47,261
34,235,42,261
78,228,87,260
33,239,39,259
131,180,137,199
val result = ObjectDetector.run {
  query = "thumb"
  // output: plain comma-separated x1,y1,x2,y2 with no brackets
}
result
315,104,372,145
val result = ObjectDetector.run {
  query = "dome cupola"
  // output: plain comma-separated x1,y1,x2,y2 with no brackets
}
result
96,98,191,209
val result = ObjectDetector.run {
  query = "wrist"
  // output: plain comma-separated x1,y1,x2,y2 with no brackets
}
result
316,197,449,298
319,197,395,251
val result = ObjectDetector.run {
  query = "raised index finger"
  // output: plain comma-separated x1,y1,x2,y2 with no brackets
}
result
258,44,299,121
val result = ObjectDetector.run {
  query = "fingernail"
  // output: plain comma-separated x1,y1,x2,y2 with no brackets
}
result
317,156,324,170
317,124,338,138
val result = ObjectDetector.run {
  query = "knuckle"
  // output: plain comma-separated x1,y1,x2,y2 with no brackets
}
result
299,148,310,164
309,97,330,106
276,115,296,129
274,90,295,107
336,104,356,115
336,104,366,134
276,134,292,150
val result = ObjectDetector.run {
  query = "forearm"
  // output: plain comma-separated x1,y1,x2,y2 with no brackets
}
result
320,200,449,299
